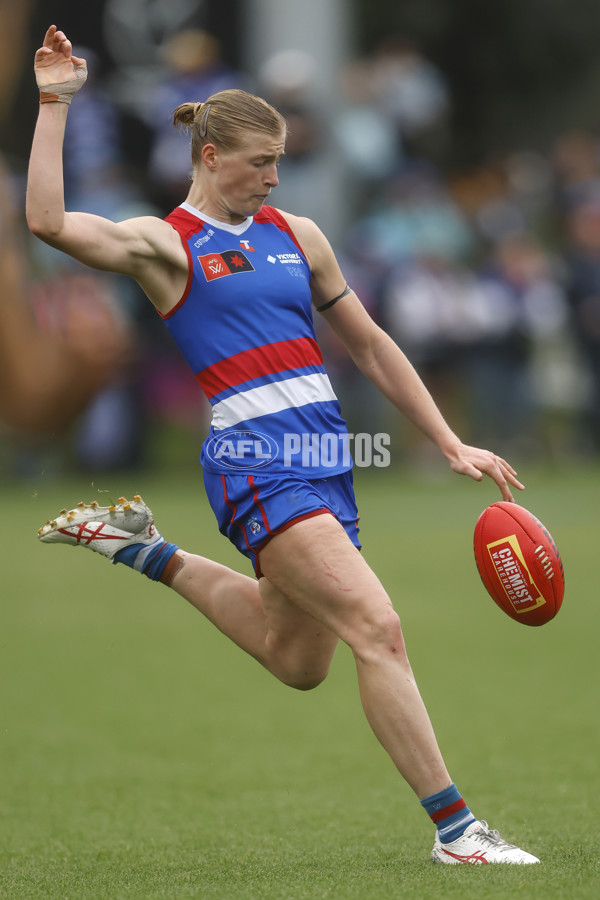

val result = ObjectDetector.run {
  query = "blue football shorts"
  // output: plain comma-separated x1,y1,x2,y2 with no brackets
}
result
203,468,361,577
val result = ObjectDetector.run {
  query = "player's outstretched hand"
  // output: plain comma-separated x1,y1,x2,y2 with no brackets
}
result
444,442,524,502
34,25,86,88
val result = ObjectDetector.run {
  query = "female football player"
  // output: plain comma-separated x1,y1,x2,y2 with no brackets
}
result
29,25,538,865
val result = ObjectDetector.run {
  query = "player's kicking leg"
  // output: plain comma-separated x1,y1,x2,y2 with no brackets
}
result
37,495,178,575
37,495,338,689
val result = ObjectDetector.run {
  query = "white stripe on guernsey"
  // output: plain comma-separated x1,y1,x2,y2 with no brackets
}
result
211,372,338,429
438,813,476,839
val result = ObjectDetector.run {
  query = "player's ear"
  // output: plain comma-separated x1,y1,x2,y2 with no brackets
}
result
200,144,218,171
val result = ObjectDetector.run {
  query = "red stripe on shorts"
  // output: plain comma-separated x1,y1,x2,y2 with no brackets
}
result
220,474,257,569
248,474,274,535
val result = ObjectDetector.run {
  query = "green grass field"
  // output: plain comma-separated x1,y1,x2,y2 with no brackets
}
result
1,459,599,898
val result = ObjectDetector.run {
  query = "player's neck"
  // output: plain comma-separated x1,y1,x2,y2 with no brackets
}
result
184,186,248,226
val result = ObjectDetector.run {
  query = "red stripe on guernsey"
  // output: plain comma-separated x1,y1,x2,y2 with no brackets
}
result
247,475,274,535
254,206,308,261
430,799,467,824
197,337,324,399
220,475,258,569
161,208,199,319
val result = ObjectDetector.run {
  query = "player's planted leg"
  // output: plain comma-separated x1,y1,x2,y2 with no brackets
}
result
258,514,540,864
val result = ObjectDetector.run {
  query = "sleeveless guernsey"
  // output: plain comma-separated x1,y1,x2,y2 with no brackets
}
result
162,203,352,477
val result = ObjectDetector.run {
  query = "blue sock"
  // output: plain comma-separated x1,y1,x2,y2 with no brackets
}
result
420,784,477,843
113,540,180,581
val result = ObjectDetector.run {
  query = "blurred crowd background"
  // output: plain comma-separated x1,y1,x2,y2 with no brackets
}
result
3,0,600,478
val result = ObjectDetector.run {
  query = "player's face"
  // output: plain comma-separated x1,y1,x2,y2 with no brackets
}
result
213,131,286,221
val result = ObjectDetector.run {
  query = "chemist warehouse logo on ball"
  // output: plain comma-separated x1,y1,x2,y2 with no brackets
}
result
198,250,254,282
487,535,546,614
205,431,391,470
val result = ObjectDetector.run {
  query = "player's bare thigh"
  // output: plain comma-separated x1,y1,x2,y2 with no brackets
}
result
259,513,402,655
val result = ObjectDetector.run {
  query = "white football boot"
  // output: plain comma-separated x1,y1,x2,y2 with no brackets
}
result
37,495,162,564
431,820,540,865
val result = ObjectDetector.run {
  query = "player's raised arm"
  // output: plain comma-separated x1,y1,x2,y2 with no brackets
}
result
26,26,164,281
27,27,88,245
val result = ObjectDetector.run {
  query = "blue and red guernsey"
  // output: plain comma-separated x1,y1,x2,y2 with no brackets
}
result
162,203,351,476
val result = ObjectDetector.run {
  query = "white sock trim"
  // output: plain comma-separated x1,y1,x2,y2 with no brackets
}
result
132,537,165,572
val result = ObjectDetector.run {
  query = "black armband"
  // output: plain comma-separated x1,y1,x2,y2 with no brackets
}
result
315,283,351,313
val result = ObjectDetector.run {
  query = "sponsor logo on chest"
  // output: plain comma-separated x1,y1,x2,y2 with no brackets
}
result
198,250,255,282
276,252,303,265
193,228,215,248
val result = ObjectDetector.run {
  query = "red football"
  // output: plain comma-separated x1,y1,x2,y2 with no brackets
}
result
473,502,564,626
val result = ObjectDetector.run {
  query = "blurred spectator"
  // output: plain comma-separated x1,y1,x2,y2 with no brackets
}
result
347,163,475,268
0,0,33,129
381,255,478,458
379,232,569,457
503,151,555,236
339,36,450,176
143,29,249,211
336,55,399,189
552,130,600,210
258,49,336,230
345,163,477,457
367,35,450,160
563,198,600,451
62,46,138,217
383,256,476,368
461,235,568,453
449,152,555,246
449,162,525,244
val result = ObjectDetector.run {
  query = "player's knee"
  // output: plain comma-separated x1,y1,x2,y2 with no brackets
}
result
350,605,408,665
